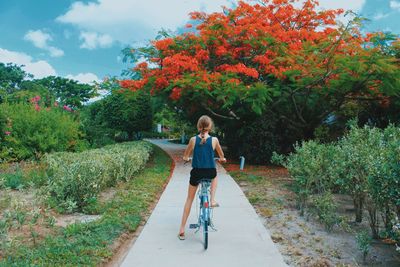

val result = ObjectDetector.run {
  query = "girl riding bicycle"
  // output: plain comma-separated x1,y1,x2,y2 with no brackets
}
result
178,115,226,240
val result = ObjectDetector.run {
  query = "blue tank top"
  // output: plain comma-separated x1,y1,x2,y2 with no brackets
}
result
192,135,216,168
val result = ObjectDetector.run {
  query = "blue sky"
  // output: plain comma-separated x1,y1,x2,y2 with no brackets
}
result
0,0,399,84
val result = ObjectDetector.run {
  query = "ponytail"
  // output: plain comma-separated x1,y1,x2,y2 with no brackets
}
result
200,128,207,145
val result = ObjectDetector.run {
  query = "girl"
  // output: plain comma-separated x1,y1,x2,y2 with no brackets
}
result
178,115,226,240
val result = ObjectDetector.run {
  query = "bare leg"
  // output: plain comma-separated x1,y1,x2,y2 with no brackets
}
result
179,184,198,234
210,176,218,206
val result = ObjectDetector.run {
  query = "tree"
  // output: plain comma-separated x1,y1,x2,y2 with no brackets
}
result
120,0,400,161
82,84,153,146
35,76,97,109
0,63,31,103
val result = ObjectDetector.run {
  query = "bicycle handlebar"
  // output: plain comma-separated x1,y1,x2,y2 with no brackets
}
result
183,157,226,165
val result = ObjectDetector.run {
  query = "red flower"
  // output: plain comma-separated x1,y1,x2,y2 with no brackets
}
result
155,76,169,89
218,63,259,79
215,46,228,56
170,87,182,101
63,105,72,112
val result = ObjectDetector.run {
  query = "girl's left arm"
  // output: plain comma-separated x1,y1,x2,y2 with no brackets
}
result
183,137,195,161
214,138,226,163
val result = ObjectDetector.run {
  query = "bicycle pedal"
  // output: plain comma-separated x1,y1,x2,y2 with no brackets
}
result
189,223,199,229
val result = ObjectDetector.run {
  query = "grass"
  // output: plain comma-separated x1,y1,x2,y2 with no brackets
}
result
0,144,172,266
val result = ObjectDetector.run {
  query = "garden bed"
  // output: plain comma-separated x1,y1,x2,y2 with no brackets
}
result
0,142,173,265
226,163,400,267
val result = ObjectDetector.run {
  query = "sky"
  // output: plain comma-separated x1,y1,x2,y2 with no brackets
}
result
0,0,399,84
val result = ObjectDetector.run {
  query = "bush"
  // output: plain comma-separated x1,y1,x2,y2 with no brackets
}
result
0,103,83,162
275,123,400,243
272,140,336,215
311,192,339,231
42,141,153,213
1,172,24,190
356,230,372,263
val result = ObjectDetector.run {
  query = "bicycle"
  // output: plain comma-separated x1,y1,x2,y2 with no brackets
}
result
184,157,219,250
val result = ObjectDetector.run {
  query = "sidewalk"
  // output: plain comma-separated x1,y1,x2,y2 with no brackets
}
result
120,139,288,267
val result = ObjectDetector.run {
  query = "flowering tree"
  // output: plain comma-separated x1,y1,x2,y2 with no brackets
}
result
120,0,400,160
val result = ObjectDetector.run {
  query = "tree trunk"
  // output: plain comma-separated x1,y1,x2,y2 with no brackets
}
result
354,196,364,223
367,205,379,239
382,204,392,232
396,205,400,221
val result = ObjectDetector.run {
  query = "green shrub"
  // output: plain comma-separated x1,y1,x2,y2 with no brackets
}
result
356,230,372,263
42,141,152,213
275,123,400,244
272,140,336,215
1,171,24,190
311,192,339,231
0,103,83,162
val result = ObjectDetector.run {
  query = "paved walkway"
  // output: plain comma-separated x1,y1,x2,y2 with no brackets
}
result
121,139,287,267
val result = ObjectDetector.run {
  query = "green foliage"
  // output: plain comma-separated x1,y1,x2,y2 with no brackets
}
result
153,104,193,138
42,141,153,213
274,140,336,215
275,123,400,242
0,145,172,266
0,170,24,190
82,88,153,146
225,115,289,164
0,63,31,99
0,64,96,108
32,76,97,109
0,103,83,162
356,230,372,262
310,192,339,231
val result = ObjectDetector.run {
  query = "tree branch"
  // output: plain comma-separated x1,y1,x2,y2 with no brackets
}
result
291,94,307,124
203,105,240,120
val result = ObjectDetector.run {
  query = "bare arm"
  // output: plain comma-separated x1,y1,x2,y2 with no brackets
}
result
183,137,195,161
214,137,226,163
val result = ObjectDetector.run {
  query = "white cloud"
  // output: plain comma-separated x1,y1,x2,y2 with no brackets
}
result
56,0,233,44
293,0,366,26
0,48,57,78
390,1,400,11
317,0,366,12
79,31,113,49
24,30,64,57
373,12,390,20
66,72,101,84
57,0,368,45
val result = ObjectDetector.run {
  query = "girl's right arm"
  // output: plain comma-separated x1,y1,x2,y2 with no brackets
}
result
183,137,196,161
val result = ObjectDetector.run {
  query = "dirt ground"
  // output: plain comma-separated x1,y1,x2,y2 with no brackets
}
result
225,163,400,267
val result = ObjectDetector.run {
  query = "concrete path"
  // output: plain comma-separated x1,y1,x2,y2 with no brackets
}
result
120,139,288,267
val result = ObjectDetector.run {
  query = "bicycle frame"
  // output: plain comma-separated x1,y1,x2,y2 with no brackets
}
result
196,179,211,232
189,179,217,250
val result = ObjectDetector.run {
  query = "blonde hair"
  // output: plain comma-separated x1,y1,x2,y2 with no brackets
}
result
197,115,213,145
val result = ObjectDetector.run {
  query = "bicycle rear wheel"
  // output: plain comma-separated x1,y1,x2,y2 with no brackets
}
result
203,217,208,250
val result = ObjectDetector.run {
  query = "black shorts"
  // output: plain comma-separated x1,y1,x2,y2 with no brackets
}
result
190,168,217,186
